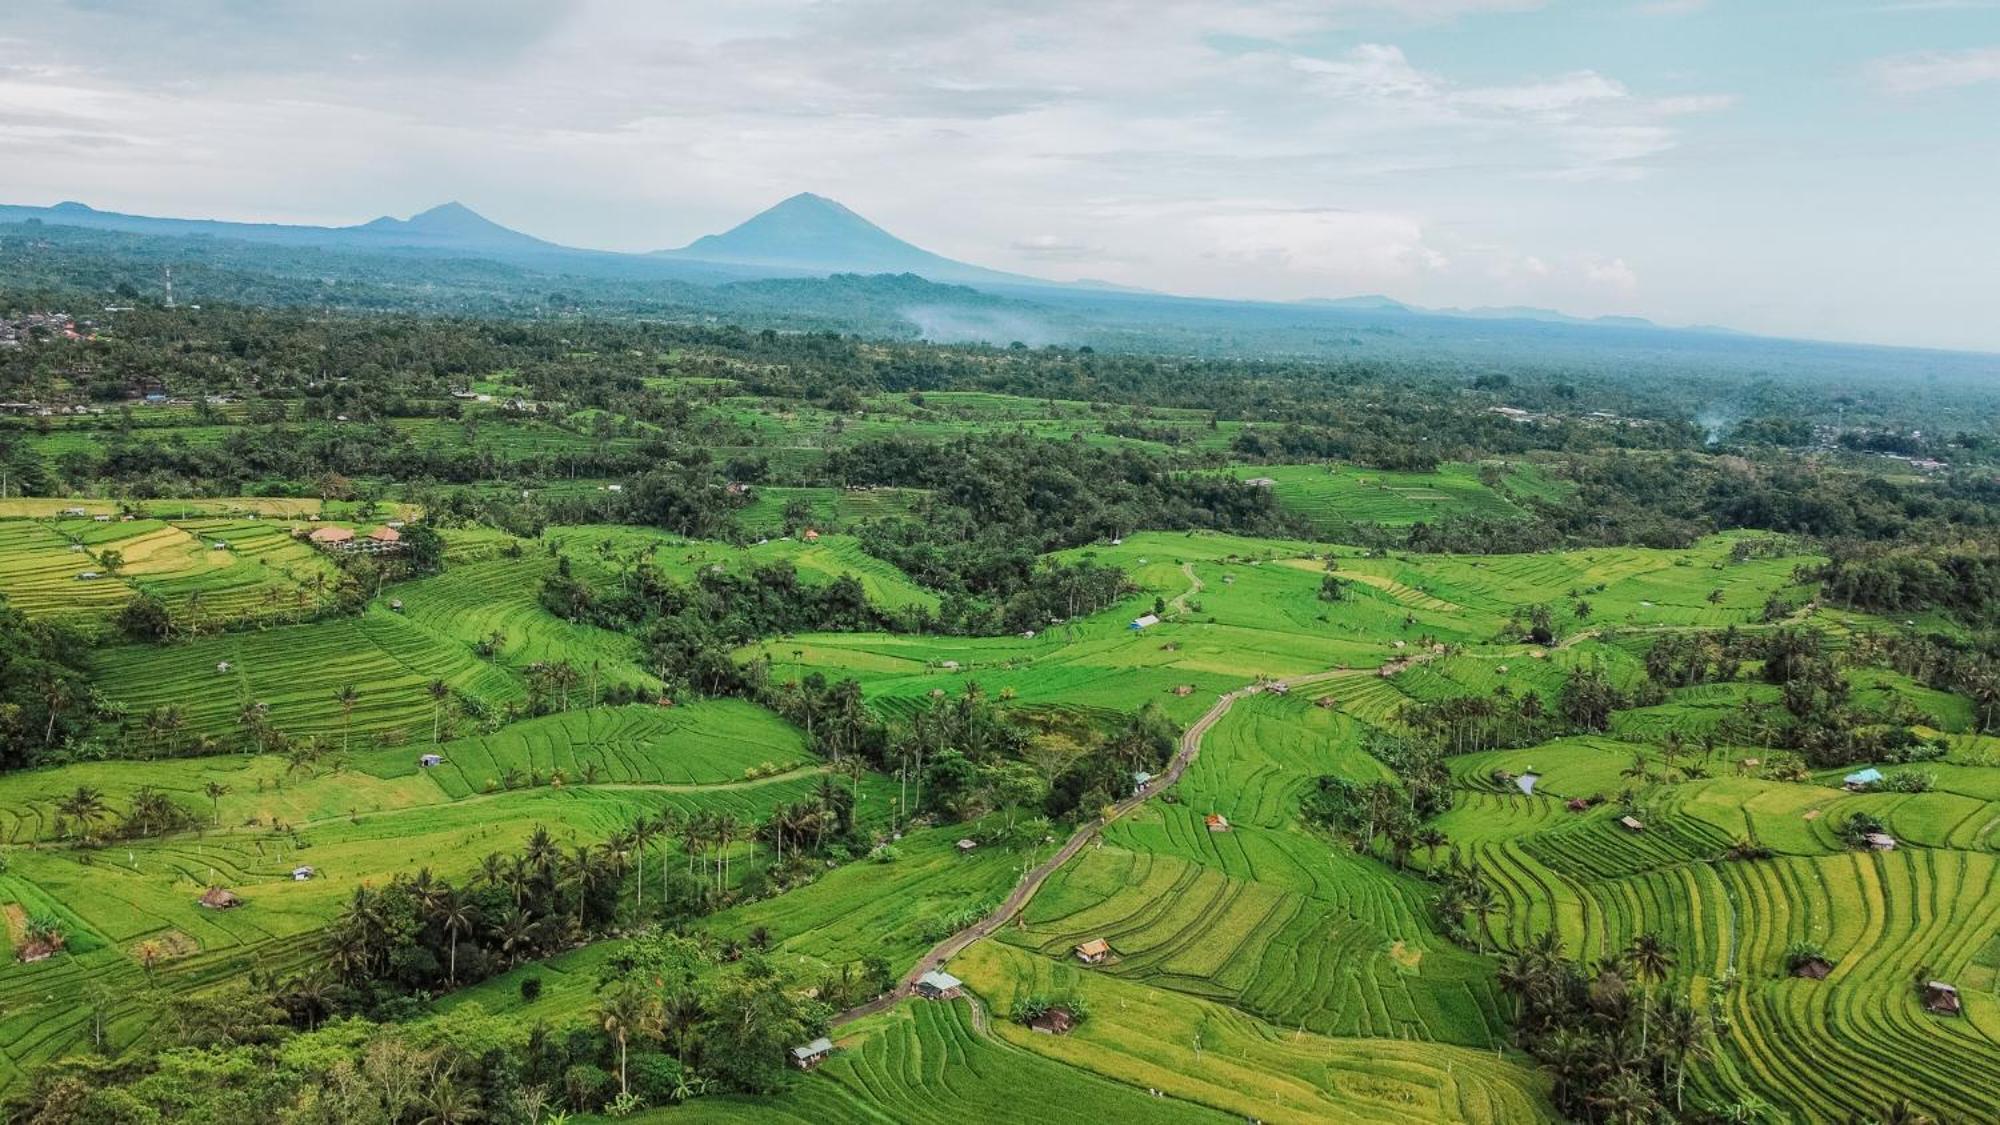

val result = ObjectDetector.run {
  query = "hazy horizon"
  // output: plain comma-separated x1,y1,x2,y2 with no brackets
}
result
4,1,1997,351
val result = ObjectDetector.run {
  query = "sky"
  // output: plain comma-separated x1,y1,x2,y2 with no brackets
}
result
1,1,1997,351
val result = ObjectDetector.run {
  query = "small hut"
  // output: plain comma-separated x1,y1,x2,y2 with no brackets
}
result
1074,938,1111,965
292,865,316,881
1863,832,1897,852
1566,797,1590,813
198,887,242,910
790,1037,835,1070
1029,1007,1077,1035
915,970,963,1000
1921,981,1961,1016
1204,813,1230,833
419,754,444,768
955,838,979,854
1131,771,1153,796
1791,956,1833,980
1843,768,1884,791
1172,684,1195,697
1619,815,1645,833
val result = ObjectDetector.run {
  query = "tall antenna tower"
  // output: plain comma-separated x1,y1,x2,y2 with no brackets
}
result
164,265,175,308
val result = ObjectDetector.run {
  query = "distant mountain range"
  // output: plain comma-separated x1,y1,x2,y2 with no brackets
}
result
2,194,1678,333
1300,294,1672,331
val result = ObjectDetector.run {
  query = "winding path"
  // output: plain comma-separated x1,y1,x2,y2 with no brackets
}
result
832,664,1344,1027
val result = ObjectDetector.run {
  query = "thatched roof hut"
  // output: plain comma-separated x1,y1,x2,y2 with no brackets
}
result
197,887,242,910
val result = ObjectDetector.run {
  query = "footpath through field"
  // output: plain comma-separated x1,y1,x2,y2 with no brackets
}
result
832,665,1343,1027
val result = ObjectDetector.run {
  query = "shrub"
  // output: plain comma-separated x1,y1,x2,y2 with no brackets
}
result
520,977,543,1003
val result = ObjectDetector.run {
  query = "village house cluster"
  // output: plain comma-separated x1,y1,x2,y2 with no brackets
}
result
0,311,92,349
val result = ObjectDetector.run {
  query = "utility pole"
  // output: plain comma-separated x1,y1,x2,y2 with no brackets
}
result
163,266,175,309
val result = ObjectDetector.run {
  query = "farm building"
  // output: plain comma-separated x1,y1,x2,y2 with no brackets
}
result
419,754,444,768
1075,939,1111,964
197,887,241,910
1864,832,1898,852
1029,1007,1077,1035
355,526,404,554
1620,816,1645,832
307,526,355,548
1843,768,1884,790
292,865,316,881
1172,684,1195,697
790,1037,834,1069
1205,813,1230,832
1129,614,1160,631
1922,981,1961,1016
955,838,978,853
915,970,963,1000
1792,956,1833,980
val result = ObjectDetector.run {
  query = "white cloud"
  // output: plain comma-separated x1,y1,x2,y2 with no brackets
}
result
1867,46,2000,94
1581,255,1640,291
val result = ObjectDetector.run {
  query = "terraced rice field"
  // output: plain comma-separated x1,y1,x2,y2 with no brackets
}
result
0,698,850,1082
1226,462,1562,531
91,606,527,745
0,515,343,625
956,942,1554,1124
672,999,1232,1125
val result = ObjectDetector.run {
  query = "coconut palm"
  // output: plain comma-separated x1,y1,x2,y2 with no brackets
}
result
597,983,664,1098
335,684,360,753
56,786,109,841
202,780,229,826
435,887,479,986
1656,995,1711,1111
1624,931,1676,1049
427,678,450,745
417,1070,483,1125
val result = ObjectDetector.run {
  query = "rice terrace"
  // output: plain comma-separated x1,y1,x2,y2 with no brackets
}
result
3,7,2000,1119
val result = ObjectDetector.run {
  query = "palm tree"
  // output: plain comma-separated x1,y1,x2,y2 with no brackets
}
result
417,1071,483,1125
435,887,479,986
1463,875,1501,953
56,786,109,841
1656,995,1711,1112
427,679,450,745
202,780,230,826
335,684,359,753
629,816,656,912
713,812,740,894
1590,1068,1659,1125
1417,827,1449,867
1495,948,1541,1022
597,984,664,1098
1624,931,1676,1050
